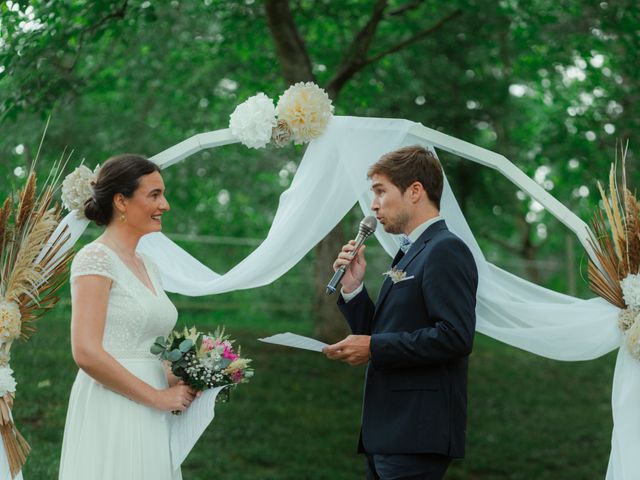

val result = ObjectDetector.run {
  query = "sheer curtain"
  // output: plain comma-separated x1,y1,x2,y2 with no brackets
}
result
18,116,630,479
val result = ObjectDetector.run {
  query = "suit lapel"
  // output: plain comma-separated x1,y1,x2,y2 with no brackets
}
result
374,220,448,311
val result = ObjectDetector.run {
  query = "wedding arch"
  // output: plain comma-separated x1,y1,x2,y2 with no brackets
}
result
3,116,631,479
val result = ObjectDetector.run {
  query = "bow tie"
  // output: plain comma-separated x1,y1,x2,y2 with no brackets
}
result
399,235,413,254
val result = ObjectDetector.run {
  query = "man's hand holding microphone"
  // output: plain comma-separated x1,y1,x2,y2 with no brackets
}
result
333,239,367,294
323,217,376,366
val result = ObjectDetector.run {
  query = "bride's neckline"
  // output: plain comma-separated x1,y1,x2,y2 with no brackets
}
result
94,241,158,297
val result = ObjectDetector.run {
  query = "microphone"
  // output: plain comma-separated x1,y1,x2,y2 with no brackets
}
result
326,216,377,295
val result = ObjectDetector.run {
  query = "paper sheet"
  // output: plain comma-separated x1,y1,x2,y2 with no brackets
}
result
258,332,328,352
170,385,228,471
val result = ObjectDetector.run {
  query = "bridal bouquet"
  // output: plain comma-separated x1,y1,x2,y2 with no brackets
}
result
151,326,253,407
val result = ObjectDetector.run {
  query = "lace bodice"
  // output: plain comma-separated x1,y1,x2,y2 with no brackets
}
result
70,242,178,359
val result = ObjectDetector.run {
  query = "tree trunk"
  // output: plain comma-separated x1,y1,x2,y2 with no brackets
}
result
264,0,462,341
520,220,541,283
312,224,350,341
264,0,348,341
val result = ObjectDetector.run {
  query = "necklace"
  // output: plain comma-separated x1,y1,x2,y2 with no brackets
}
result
101,235,152,290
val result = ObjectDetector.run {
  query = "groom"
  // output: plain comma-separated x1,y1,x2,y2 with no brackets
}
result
323,145,478,480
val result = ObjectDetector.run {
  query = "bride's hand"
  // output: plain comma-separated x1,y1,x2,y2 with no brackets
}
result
163,362,181,387
154,382,196,412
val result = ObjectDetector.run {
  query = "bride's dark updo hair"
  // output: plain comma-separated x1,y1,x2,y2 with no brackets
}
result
84,154,161,226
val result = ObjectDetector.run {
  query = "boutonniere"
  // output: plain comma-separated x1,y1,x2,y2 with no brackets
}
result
382,267,414,284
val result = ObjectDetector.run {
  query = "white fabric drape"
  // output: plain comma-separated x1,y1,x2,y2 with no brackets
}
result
6,116,631,479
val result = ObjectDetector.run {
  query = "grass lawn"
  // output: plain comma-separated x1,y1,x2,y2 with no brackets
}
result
10,306,615,479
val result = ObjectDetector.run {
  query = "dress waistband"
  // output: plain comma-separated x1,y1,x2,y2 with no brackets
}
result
108,350,158,360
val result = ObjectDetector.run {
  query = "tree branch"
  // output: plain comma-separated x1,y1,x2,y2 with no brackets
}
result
325,0,388,98
326,5,462,98
385,0,424,17
67,1,129,73
83,0,129,37
365,8,462,66
263,0,315,84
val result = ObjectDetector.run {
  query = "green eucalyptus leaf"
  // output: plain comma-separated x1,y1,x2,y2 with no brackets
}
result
168,349,182,362
179,339,194,352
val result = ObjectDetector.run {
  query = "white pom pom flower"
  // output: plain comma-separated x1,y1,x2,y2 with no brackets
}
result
275,82,334,144
61,164,100,218
229,93,277,149
621,273,640,309
0,300,21,342
0,365,17,397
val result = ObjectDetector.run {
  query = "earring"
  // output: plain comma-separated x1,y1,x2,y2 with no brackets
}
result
120,213,127,223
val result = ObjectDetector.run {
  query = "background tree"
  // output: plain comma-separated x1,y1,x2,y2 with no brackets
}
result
1,0,639,337
1,2,638,477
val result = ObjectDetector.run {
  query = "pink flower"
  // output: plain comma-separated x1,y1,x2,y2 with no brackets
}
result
223,345,239,361
232,370,243,383
202,337,215,351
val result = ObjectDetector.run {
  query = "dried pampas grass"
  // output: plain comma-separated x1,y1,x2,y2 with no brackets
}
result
588,141,638,308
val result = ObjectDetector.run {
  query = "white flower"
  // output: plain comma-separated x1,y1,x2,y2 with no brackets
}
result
201,356,217,371
0,300,21,342
621,273,640,309
275,82,334,144
229,93,277,149
0,366,17,397
61,164,100,218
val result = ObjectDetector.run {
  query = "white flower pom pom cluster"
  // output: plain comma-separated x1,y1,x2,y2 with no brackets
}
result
61,164,100,218
229,82,333,149
0,300,22,342
276,82,334,144
621,274,640,310
229,92,277,149
0,365,17,397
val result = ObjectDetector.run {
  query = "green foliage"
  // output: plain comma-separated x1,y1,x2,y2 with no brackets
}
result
2,0,639,296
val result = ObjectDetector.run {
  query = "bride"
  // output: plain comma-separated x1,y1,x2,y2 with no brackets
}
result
59,154,196,479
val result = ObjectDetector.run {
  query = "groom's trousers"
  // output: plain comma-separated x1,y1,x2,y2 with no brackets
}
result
365,453,451,480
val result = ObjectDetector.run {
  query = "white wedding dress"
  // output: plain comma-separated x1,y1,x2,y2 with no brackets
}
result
59,242,182,480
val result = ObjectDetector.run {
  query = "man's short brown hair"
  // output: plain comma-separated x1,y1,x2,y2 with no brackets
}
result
367,145,444,209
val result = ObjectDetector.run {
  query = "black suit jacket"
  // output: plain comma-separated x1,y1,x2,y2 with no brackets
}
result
337,220,478,458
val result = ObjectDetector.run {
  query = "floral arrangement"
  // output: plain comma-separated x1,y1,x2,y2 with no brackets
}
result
150,326,253,411
587,145,640,359
0,157,74,477
60,163,100,218
229,82,334,149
